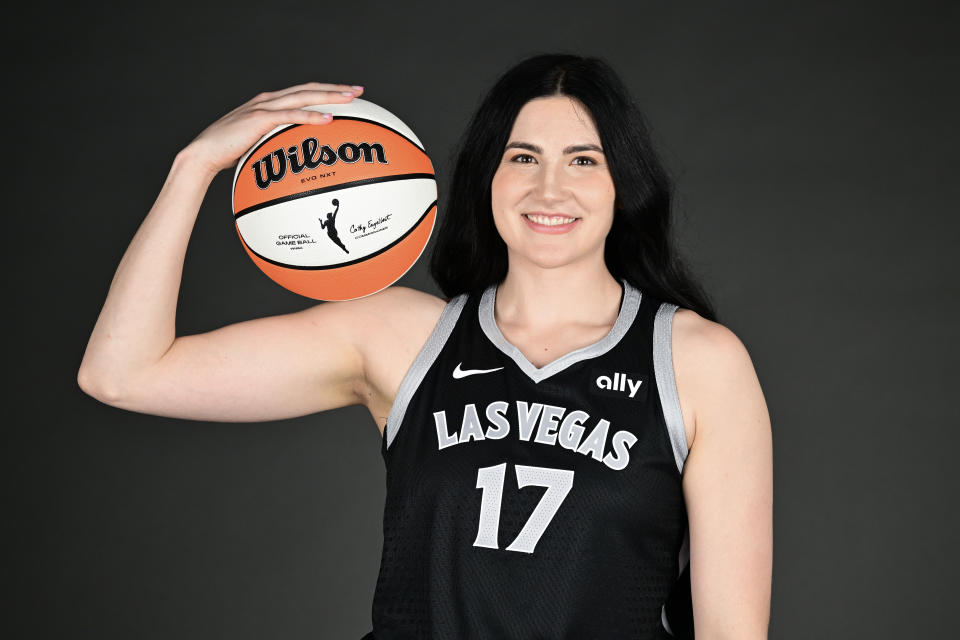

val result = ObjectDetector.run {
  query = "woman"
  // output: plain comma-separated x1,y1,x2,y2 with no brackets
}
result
78,54,772,639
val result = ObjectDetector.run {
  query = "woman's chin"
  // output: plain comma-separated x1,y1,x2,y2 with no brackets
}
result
506,244,592,271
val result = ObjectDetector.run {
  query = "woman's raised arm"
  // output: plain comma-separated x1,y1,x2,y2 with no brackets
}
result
76,83,432,422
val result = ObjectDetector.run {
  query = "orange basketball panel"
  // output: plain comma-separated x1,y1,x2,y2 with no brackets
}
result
234,121,434,212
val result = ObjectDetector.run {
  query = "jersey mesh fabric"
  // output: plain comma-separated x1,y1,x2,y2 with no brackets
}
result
367,281,693,639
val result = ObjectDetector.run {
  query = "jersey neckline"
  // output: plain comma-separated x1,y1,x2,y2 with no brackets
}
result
478,278,642,384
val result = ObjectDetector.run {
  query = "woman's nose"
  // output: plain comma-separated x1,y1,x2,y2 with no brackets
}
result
532,162,567,202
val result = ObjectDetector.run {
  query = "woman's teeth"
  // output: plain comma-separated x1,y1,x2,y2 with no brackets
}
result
524,214,578,226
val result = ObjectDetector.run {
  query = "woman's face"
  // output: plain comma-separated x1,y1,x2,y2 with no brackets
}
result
491,95,616,270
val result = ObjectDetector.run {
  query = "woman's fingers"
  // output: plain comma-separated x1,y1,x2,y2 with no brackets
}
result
257,108,335,126
256,88,362,111
220,85,361,125
262,81,360,97
250,82,363,105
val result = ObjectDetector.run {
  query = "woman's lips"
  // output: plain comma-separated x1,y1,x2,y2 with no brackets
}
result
522,213,581,234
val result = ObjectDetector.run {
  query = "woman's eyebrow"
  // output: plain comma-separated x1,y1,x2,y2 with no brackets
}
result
504,141,604,154
564,143,604,154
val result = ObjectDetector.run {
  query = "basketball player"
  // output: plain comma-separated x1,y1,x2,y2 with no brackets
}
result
321,198,350,254
78,55,772,638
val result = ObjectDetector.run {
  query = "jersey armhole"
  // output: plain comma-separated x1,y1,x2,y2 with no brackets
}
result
653,302,690,476
383,293,468,451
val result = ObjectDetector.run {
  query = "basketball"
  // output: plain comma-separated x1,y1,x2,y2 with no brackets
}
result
231,98,437,301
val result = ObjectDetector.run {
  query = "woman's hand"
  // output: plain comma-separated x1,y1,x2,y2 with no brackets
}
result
184,82,364,177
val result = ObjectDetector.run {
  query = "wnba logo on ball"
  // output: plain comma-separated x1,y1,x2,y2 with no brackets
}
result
251,138,389,189
320,198,349,255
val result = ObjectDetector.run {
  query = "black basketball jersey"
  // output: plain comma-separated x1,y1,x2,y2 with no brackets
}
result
365,279,694,639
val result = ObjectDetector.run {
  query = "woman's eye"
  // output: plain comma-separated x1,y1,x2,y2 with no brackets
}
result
510,153,536,163
572,156,596,166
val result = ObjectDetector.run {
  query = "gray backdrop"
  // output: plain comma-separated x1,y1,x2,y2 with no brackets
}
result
7,1,958,638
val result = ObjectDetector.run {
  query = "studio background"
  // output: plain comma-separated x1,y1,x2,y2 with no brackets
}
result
7,1,958,638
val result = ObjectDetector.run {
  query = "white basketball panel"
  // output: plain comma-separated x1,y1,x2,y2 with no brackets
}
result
236,178,436,268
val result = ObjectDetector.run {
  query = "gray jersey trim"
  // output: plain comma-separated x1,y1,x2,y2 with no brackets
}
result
478,279,641,384
384,293,468,450
660,527,691,636
653,302,690,475
656,303,691,636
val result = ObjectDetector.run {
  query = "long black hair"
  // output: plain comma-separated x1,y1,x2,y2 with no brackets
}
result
428,53,718,322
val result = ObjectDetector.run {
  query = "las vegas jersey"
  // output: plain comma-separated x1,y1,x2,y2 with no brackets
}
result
364,279,694,639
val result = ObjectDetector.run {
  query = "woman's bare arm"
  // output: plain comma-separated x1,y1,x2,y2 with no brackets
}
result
76,82,416,422
80,282,439,422
674,310,773,639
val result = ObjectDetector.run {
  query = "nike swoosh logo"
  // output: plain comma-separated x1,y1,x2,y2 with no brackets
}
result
453,363,504,379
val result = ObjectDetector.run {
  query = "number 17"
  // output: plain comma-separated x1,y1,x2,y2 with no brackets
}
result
473,463,575,554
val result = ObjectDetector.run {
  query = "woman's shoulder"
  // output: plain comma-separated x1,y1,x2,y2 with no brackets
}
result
671,308,765,447
671,308,753,371
300,284,449,368
339,285,450,429
370,284,450,322
671,308,740,348
341,284,449,341
672,308,757,393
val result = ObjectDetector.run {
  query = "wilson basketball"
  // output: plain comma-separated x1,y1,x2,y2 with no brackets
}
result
231,98,437,301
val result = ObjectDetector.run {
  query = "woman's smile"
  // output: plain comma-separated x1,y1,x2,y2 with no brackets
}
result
522,212,581,233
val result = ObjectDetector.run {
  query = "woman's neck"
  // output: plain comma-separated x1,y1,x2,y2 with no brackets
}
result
495,258,623,330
